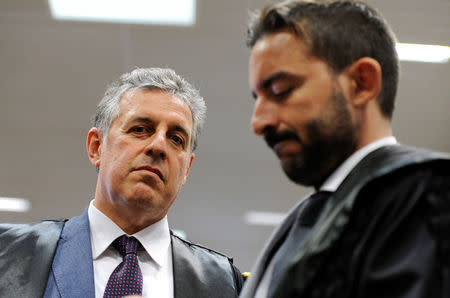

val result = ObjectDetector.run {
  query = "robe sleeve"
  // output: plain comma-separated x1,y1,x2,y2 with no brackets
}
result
353,166,450,298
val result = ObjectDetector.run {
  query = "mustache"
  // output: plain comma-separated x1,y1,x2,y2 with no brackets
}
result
264,128,301,148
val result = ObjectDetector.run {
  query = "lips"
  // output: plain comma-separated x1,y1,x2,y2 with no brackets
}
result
273,139,300,158
134,165,164,182
264,128,300,150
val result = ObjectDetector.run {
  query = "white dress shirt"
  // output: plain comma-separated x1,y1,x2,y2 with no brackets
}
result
320,136,397,191
255,136,398,297
88,201,174,298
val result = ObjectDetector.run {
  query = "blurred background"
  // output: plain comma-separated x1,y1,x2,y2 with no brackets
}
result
0,0,449,271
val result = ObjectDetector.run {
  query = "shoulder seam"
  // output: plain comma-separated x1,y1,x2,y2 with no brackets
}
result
170,231,232,260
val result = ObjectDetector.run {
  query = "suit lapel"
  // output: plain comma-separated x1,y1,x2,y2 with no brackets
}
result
172,234,212,298
240,198,310,297
171,234,238,298
51,208,95,298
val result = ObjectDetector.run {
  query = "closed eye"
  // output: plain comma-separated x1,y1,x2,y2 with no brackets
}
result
272,87,292,99
259,71,303,101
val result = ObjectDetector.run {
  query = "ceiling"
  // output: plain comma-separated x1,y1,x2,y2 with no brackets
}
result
0,0,449,271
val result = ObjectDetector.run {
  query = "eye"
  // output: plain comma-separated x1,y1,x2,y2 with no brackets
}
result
170,134,185,146
273,87,292,99
269,76,303,100
128,126,149,135
271,82,292,99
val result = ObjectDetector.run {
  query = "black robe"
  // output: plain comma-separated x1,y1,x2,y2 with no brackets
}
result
241,145,450,298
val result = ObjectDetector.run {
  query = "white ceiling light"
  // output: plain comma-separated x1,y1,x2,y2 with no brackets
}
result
244,211,286,226
48,0,196,26
0,197,31,213
396,43,450,63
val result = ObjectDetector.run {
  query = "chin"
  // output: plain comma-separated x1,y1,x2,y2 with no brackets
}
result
281,158,321,187
285,170,316,186
124,195,153,208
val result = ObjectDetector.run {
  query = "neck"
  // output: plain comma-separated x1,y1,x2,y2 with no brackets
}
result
93,184,165,234
355,102,393,150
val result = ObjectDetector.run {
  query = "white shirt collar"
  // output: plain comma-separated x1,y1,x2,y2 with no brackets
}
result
320,136,398,192
88,200,171,267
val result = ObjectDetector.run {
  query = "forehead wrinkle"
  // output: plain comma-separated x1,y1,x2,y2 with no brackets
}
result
130,116,154,124
117,115,152,130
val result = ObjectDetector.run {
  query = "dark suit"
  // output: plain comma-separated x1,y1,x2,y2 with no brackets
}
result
0,209,242,298
240,145,450,298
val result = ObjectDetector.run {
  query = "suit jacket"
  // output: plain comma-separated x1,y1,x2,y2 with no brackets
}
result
240,145,450,298
0,209,242,298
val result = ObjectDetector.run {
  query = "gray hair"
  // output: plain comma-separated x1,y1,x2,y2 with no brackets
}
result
93,68,206,151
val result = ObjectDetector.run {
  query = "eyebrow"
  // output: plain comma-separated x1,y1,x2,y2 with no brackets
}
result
251,71,298,99
172,124,190,143
130,117,154,126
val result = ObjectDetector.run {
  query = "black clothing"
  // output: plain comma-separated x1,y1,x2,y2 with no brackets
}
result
240,145,450,298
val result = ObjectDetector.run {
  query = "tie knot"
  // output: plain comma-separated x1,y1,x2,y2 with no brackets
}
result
114,235,140,256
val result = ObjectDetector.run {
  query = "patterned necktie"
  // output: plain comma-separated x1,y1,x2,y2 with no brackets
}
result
267,191,332,296
104,235,143,297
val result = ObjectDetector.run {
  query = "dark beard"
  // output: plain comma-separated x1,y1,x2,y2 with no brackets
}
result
267,91,358,188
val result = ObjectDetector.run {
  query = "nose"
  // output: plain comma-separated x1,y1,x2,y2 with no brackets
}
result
145,130,167,160
251,97,278,136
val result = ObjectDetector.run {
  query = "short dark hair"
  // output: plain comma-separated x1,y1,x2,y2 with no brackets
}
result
247,0,399,119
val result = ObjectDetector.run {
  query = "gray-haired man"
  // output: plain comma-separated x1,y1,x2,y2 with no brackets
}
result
0,68,243,298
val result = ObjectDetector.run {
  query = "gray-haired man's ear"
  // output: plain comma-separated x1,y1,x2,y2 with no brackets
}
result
87,127,102,169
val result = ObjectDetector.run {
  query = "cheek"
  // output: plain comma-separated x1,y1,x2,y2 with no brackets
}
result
102,143,136,175
174,158,190,182
283,108,307,129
